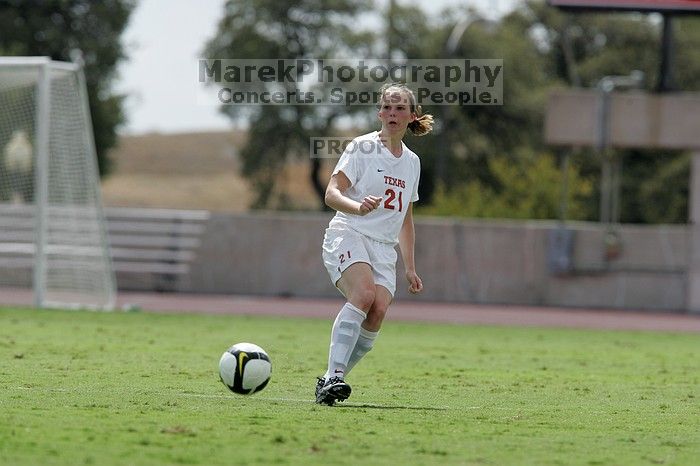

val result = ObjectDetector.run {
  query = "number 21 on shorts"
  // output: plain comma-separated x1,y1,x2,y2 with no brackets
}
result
339,250,352,264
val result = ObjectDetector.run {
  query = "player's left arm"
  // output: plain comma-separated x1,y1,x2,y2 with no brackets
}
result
398,203,423,294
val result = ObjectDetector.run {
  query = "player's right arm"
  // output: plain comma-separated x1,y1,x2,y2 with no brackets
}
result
325,171,382,216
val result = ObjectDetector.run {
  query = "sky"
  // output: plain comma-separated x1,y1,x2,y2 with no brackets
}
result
115,0,520,135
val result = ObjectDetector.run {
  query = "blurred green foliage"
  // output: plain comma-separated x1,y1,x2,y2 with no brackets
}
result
418,150,594,219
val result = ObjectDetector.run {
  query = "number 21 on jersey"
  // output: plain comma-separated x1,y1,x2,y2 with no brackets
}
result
383,188,403,212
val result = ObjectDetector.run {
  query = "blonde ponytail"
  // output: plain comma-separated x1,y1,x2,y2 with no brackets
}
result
407,106,434,136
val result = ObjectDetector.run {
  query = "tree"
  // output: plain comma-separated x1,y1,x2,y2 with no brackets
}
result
392,4,559,211
203,0,375,209
0,0,135,176
444,7,553,188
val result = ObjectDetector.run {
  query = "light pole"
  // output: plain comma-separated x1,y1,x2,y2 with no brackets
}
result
596,70,645,259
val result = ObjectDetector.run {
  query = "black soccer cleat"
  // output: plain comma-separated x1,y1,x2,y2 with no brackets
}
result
315,377,329,404
315,376,351,406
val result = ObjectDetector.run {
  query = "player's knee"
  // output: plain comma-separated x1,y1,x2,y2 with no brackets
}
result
365,307,386,329
350,286,376,312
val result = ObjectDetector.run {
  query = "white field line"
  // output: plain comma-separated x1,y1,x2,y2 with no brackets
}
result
178,393,473,410
7,387,482,410
178,392,312,403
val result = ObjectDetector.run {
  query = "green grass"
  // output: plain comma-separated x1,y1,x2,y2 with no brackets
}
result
0,307,698,466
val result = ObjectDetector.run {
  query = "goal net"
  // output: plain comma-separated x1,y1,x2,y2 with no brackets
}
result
0,57,116,310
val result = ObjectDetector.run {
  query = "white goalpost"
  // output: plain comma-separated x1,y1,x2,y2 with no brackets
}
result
0,57,116,310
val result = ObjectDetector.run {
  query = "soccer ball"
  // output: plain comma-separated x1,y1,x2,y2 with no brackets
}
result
219,342,271,395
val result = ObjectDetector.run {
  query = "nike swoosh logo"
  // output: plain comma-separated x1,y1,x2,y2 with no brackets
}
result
377,169,385,172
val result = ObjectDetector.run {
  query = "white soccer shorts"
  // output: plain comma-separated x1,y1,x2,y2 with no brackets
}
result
322,226,397,297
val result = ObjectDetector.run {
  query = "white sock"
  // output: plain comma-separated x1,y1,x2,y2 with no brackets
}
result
323,302,366,380
346,326,379,376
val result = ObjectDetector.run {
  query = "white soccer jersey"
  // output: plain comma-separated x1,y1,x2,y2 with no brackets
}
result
329,131,421,244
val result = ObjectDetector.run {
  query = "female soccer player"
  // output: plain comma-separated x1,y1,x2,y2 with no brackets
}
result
316,82,434,405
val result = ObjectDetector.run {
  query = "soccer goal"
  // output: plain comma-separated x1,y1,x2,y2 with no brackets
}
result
0,57,116,310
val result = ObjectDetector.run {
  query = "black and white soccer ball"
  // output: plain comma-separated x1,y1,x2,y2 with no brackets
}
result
219,342,271,395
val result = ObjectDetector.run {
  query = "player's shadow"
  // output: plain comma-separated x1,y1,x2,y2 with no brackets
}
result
335,402,448,411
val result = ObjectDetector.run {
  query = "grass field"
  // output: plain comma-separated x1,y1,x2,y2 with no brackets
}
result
1,307,698,466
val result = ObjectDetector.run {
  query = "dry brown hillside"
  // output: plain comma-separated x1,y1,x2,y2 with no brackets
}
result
102,131,332,212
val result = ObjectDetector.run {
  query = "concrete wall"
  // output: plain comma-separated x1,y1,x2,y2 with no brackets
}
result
185,212,689,311
189,212,332,298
